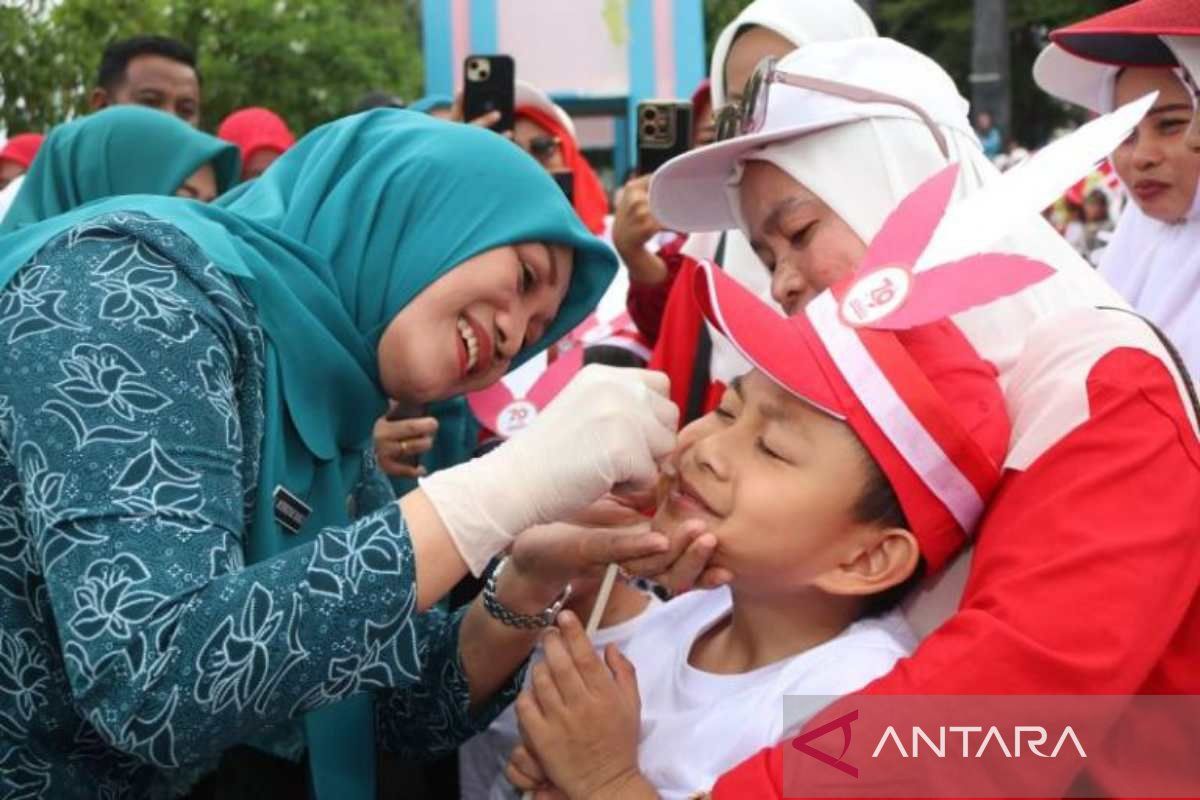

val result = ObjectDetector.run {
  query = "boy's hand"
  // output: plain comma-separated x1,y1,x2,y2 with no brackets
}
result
504,744,566,798
515,611,645,799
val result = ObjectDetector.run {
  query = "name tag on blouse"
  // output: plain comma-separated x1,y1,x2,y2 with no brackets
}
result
273,485,312,534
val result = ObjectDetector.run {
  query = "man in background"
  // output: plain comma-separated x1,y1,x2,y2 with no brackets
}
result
90,35,202,126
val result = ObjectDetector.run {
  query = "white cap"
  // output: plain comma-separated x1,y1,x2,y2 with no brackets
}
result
1033,43,1119,115
650,38,973,233
708,0,877,108
514,79,576,140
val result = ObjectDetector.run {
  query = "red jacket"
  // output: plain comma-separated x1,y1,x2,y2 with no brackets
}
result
714,321,1200,797
630,245,729,426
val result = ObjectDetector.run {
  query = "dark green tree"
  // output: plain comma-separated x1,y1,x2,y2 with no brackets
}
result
0,0,424,136
700,0,1129,147
876,0,1127,146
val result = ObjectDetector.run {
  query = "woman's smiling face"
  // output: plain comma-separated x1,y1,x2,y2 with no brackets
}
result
376,242,573,403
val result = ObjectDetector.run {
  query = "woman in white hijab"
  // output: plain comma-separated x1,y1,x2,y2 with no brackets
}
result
617,0,876,423
647,37,1200,799
1035,0,1200,381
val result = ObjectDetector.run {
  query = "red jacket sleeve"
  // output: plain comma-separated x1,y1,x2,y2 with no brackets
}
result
713,347,1200,799
647,256,705,420
626,236,687,346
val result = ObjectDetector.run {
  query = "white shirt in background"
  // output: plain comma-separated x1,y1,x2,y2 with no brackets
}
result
623,587,915,800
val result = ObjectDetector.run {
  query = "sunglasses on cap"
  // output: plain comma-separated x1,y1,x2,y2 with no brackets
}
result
714,55,950,159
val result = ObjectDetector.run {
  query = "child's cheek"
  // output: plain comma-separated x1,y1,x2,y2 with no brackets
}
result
676,414,714,451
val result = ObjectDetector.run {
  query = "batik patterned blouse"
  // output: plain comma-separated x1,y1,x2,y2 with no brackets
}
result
0,212,515,799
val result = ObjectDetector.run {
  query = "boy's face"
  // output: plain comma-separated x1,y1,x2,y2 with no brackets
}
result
654,370,882,595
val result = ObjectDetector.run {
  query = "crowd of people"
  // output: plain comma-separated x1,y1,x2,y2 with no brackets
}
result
0,0,1197,799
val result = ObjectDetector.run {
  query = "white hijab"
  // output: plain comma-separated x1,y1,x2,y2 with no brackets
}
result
1100,188,1200,379
694,0,878,383
732,90,1133,638
1037,39,1200,379
709,0,878,108
742,115,1125,382
1097,46,1200,381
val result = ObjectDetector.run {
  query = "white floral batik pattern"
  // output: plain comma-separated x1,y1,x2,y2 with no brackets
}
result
0,213,519,799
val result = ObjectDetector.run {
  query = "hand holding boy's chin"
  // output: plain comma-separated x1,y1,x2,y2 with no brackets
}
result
508,519,668,591
616,514,733,597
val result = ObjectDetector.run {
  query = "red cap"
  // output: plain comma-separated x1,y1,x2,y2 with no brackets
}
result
1051,0,1200,67
0,133,44,170
216,107,296,178
693,165,1053,573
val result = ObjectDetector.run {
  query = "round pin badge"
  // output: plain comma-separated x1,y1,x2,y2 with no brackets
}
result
496,400,538,437
838,266,913,327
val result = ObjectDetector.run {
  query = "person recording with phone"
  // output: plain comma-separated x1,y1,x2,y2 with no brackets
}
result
512,81,610,235
617,0,879,427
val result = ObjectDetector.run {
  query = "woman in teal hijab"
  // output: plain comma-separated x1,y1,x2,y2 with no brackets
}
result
0,110,674,799
410,93,454,117
0,105,240,232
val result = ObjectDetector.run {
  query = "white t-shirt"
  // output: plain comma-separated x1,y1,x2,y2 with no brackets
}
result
624,587,916,800
458,592,663,800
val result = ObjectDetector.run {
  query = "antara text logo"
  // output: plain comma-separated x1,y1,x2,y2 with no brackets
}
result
870,722,1086,760
779,695,1198,798
790,709,1086,779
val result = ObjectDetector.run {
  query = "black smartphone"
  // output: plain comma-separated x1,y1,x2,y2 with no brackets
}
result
386,400,427,468
551,170,574,204
636,100,693,174
463,54,515,133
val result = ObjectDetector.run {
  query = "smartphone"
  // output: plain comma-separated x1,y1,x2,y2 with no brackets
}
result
636,100,693,174
386,400,427,468
551,170,574,204
463,54,515,133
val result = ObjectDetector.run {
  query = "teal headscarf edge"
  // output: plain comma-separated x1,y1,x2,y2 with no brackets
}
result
0,106,239,232
0,109,615,800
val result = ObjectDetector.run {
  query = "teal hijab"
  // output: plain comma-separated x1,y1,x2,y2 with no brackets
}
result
410,94,453,114
0,105,240,232
0,109,616,798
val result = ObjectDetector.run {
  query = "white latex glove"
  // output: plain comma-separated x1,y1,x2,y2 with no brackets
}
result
419,365,677,575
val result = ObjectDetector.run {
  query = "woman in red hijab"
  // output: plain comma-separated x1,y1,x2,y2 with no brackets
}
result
513,81,610,234
216,106,296,180
0,133,44,190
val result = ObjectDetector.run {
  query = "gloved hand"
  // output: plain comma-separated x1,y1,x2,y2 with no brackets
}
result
419,365,677,575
